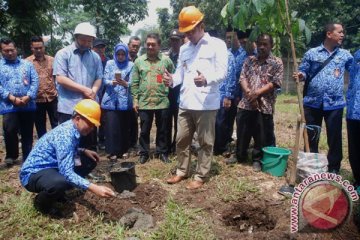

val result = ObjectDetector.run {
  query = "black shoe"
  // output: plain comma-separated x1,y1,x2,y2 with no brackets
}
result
139,155,149,164
34,194,63,218
159,154,171,163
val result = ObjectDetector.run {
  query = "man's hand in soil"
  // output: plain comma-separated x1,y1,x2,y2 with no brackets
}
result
84,149,100,162
89,183,115,198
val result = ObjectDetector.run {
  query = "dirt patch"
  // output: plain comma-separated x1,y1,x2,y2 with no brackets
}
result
221,202,276,232
64,181,167,223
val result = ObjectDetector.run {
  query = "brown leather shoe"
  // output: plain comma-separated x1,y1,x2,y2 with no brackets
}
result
166,175,185,184
186,180,204,190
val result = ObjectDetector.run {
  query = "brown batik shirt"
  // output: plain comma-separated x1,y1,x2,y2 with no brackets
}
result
26,55,57,103
238,54,283,114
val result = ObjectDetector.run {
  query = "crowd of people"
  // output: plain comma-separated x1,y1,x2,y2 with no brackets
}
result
1,5,360,216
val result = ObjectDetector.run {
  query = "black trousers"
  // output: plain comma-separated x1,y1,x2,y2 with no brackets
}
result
235,109,275,162
347,119,360,186
25,155,96,211
58,112,97,150
304,106,343,172
138,109,169,156
166,106,179,154
105,110,130,155
35,99,58,139
3,111,35,161
214,101,237,154
129,109,139,148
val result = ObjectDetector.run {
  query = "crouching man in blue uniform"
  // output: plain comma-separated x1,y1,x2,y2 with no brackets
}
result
19,99,115,216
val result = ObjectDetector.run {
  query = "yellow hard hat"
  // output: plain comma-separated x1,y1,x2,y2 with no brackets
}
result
74,99,101,127
178,6,204,33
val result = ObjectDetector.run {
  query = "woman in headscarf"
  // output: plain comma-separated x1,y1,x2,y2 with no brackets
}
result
101,43,134,161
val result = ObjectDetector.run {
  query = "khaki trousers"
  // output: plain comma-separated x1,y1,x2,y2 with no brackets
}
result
175,109,217,182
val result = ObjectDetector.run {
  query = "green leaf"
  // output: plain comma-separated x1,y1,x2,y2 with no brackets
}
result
233,12,245,30
228,0,235,16
298,18,305,32
252,0,262,13
291,11,298,18
221,3,228,19
265,0,275,7
304,25,312,44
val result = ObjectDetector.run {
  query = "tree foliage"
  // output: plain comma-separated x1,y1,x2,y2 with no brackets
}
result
0,0,53,56
221,0,311,57
291,0,360,52
0,0,148,57
156,8,173,48
170,0,228,32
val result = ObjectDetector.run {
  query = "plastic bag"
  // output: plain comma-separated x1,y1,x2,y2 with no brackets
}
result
296,151,328,181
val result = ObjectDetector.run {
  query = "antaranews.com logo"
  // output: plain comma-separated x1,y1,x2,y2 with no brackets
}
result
290,173,359,232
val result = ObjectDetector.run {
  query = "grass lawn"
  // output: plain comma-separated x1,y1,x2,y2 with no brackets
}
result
0,94,358,239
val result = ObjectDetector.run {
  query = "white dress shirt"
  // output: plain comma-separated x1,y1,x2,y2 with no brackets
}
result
172,33,228,110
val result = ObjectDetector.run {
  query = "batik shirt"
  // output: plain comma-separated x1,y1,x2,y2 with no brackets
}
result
238,54,283,115
101,60,134,110
53,43,103,114
347,49,360,120
299,44,353,110
20,120,90,190
219,50,236,101
131,53,174,110
0,58,39,114
26,55,57,103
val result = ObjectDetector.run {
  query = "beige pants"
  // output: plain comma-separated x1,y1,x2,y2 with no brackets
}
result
175,109,217,182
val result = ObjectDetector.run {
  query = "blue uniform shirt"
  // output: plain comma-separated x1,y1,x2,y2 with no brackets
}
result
347,49,360,120
231,47,248,99
53,43,103,114
299,44,353,110
20,120,90,190
101,60,134,110
0,58,39,114
219,50,236,101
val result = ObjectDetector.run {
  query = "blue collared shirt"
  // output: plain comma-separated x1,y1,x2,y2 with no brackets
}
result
101,60,134,110
0,58,39,114
299,44,353,110
53,43,103,114
20,120,90,190
347,49,360,120
231,47,248,98
219,50,236,100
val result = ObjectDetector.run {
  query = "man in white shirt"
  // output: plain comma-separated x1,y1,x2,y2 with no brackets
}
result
163,6,228,189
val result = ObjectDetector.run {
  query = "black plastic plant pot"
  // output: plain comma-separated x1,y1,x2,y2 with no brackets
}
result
110,162,137,193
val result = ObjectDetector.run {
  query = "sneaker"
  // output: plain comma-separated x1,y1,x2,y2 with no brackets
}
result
252,161,261,172
5,158,15,166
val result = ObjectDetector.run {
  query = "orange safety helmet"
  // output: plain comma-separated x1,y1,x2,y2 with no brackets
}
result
74,99,101,127
178,6,204,33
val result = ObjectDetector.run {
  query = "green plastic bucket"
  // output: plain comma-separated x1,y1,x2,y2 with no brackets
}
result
261,147,291,177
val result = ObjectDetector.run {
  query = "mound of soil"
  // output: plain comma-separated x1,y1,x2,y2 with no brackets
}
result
63,182,167,223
